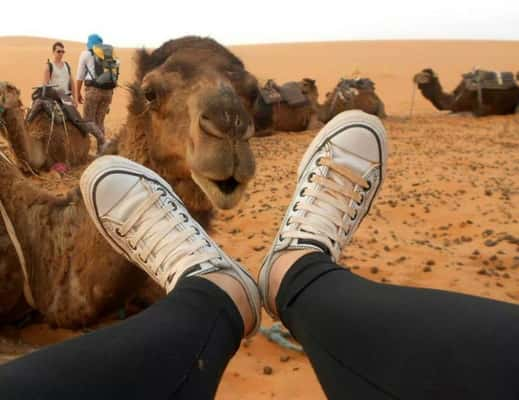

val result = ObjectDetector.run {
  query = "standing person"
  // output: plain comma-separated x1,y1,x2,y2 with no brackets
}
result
43,41,77,106
76,34,115,142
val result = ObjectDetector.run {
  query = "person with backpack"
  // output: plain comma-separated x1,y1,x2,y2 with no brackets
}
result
76,34,119,140
43,42,77,106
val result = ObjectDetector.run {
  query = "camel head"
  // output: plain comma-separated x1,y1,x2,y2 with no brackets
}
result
128,37,259,211
299,78,319,102
0,82,22,112
413,68,438,86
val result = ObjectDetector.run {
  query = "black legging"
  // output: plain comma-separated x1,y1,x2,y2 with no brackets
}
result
1,253,518,399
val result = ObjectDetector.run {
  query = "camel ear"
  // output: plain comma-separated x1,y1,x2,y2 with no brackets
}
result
134,48,155,82
126,82,148,115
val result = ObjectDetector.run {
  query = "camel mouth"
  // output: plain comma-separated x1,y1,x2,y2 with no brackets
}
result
212,176,240,194
191,171,247,210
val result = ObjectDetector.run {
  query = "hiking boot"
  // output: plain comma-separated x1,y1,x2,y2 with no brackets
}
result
258,110,388,318
80,155,261,336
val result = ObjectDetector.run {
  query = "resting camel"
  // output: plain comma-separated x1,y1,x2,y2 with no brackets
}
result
13,85,104,171
303,78,387,123
253,79,315,134
0,36,259,328
413,68,519,116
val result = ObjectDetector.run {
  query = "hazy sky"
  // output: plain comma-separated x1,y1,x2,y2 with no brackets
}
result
2,0,518,46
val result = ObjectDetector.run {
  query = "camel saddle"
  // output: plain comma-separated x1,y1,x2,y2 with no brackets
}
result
338,78,376,92
26,86,102,139
259,80,309,107
462,70,517,91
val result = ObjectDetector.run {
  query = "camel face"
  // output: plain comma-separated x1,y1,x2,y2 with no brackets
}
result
300,78,319,102
134,39,258,210
0,82,22,111
414,69,436,86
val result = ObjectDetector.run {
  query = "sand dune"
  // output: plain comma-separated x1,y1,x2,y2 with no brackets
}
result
0,37,518,399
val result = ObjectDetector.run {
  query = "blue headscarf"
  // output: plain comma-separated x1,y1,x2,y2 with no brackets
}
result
87,34,103,50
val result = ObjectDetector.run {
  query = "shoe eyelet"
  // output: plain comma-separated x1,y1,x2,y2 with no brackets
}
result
307,172,315,183
299,188,306,197
365,181,372,190
115,228,124,237
180,213,188,223
138,254,147,264
194,227,200,235
292,202,299,212
129,241,137,250
355,192,365,206
350,210,358,221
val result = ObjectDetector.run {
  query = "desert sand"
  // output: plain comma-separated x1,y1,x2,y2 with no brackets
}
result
0,37,518,399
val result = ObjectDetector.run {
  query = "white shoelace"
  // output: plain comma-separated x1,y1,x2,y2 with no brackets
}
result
282,156,372,253
117,189,220,284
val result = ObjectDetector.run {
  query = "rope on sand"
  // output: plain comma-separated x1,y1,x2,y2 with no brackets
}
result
260,323,304,353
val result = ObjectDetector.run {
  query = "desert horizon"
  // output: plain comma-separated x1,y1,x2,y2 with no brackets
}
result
0,36,518,399
2,36,519,129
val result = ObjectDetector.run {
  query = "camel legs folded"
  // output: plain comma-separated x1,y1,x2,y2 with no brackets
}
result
0,153,148,327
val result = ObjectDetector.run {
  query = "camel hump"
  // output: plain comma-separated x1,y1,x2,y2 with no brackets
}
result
463,70,517,91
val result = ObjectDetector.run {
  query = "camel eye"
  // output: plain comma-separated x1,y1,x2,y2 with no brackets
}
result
144,88,157,103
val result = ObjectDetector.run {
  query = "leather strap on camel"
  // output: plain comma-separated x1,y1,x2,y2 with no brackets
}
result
0,113,7,138
0,151,37,308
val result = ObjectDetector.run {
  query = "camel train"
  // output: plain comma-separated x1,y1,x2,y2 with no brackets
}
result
0,36,260,328
413,68,519,116
253,76,386,135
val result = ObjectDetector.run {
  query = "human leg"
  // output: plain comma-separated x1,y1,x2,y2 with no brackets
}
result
259,110,519,399
0,277,244,399
1,155,261,399
275,251,519,399
94,88,113,134
82,86,99,125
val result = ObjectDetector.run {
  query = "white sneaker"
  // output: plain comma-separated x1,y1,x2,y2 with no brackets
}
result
80,155,261,336
258,110,388,318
